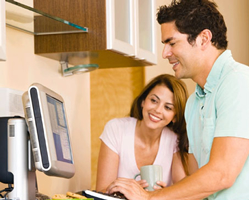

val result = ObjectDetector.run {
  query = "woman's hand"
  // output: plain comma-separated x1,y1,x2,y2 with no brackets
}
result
153,181,167,190
137,179,149,190
137,180,166,191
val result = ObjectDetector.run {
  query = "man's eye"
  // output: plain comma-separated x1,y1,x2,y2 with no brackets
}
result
170,43,175,46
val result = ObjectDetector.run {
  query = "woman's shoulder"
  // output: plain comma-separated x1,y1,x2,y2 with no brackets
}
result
161,126,178,139
103,117,136,138
104,117,137,132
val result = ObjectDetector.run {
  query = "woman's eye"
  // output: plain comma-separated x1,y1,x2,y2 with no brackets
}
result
170,43,175,46
151,98,157,103
165,106,172,110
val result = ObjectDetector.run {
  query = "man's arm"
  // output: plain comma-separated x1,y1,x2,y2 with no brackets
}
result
149,137,249,200
107,137,249,200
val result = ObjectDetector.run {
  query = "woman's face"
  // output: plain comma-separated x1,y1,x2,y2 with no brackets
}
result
141,84,176,131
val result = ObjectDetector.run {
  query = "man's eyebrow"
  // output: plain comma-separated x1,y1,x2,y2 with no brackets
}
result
162,37,174,44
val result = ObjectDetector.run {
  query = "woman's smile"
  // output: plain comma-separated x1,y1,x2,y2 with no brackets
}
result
149,113,162,122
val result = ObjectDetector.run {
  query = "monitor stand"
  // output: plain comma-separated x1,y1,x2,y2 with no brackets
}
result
7,118,36,200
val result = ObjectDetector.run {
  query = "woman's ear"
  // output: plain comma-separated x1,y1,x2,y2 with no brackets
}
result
141,100,144,108
172,116,177,123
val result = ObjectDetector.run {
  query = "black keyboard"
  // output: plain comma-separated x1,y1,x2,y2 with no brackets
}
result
82,190,127,200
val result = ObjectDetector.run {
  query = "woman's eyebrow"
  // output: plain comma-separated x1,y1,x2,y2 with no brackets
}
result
165,102,174,106
151,94,174,106
151,94,160,100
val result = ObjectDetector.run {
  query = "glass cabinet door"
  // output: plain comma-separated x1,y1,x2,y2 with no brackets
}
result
106,0,156,65
135,0,157,64
106,0,135,56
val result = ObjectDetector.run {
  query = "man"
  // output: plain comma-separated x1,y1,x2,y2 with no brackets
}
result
106,0,249,199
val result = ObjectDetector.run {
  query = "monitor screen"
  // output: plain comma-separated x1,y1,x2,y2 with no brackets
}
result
46,95,73,164
22,83,75,178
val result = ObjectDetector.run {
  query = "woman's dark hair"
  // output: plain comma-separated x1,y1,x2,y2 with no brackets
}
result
130,74,189,175
157,0,228,49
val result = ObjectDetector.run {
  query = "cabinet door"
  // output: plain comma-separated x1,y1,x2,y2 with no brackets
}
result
0,0,6,61
106,0,135,56
135,0,157,64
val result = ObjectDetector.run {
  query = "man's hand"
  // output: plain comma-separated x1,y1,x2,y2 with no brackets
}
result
106,178,151,200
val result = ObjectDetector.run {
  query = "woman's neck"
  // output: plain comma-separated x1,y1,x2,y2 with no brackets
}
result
136,120,163,146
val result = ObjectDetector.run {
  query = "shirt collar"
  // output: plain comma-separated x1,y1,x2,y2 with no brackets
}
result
195,84,205,99
195,50,232,98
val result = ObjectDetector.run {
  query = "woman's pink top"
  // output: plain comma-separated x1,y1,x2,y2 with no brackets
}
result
100,117,178,186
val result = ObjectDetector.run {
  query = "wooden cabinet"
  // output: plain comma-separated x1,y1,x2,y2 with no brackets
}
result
34,0,157,69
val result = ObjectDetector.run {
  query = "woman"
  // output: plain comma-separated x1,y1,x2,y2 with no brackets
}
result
96,74,189,192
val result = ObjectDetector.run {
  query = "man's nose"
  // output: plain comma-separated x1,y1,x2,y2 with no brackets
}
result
162,44,172,59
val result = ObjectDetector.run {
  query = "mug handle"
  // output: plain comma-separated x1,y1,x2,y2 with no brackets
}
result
134,173,141,180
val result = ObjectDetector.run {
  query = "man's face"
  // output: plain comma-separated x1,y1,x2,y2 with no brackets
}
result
161,22,202,80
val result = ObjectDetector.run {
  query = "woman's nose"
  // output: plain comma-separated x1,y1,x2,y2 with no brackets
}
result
155,103,164,113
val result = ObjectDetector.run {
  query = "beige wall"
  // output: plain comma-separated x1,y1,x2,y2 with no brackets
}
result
218,0,249,66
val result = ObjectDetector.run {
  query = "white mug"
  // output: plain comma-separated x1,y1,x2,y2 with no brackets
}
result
134,165,163,191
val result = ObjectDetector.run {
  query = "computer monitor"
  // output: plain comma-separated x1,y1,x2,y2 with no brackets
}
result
22,83,75,178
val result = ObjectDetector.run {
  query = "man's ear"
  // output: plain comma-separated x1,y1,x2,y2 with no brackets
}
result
200,29,212,50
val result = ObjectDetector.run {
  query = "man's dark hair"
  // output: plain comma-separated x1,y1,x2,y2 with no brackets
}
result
157,0,228,49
